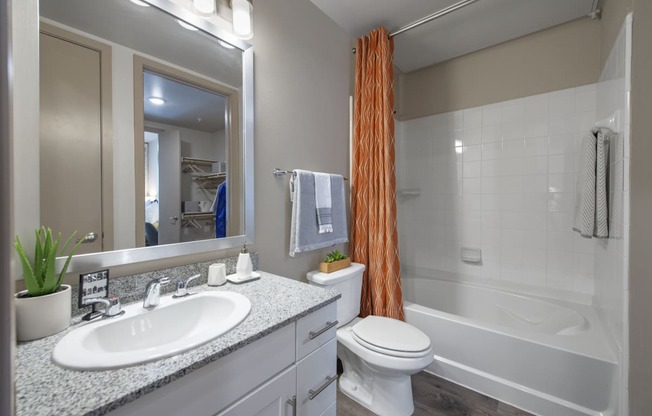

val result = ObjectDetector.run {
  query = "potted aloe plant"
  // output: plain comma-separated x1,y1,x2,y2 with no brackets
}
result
319,250,351,274
14,226,85,341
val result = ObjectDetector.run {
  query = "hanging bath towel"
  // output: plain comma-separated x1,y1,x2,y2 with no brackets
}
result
573,129,610,238
289,170,348,256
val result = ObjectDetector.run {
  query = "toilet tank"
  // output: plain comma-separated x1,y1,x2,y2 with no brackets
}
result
307,262,366,327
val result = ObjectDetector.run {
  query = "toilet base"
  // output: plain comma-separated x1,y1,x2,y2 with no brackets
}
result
338,347,416,416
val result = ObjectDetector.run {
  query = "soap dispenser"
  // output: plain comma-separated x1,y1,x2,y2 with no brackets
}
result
236,242,253,279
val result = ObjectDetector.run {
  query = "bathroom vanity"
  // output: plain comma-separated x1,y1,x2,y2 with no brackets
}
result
15,272,339,416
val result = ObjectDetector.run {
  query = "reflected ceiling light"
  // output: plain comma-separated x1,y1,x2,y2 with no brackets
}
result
232,0,253,39
129,0,150,6
218,40,235,49
193,0,215,14
148,97,166,105
177,19,199,31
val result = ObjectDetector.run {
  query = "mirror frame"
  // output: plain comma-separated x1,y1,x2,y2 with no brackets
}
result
55,0,254,273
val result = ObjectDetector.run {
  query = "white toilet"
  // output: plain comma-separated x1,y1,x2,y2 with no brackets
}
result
307,263,433,416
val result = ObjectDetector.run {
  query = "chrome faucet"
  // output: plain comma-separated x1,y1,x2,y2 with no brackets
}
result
143,276,170,309
84,296,124,319
173,274,201,298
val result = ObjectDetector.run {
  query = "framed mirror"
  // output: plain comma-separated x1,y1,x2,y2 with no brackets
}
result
35,0,254,274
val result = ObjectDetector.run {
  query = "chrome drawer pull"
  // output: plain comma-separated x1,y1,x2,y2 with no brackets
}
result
286,395,296,416
308,320,338,340
308,375,338,400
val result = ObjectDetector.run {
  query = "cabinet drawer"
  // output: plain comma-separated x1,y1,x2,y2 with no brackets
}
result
216,365,296,416
296,302,337,360
297,338,337,416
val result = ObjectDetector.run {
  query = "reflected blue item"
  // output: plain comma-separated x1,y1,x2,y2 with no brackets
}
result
216,181,227,238
145,222,158,246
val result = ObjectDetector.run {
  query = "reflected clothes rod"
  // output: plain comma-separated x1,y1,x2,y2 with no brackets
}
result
273,168,348,181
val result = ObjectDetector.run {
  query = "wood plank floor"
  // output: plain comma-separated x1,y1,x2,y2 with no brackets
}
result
336,371,534,416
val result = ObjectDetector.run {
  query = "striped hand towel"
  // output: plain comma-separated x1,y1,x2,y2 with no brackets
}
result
314,172,333,233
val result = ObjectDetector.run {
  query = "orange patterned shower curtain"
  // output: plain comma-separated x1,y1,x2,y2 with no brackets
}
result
351,27,404,321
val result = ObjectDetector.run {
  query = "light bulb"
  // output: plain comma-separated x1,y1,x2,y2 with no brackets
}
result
177,19,199,31
129,0,150,7
148,97,166,105
232,0,252,39
193,0,215,14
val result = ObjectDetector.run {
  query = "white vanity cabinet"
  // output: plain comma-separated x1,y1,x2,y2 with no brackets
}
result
295,302,338,416
108,302,338,416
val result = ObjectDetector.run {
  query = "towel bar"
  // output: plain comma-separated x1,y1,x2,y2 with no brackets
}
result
273,168,348,180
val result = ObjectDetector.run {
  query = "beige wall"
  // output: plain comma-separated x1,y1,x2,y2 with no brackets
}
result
398,17,602,120
600,0,633,66
626,0,652,413
250,0,353,280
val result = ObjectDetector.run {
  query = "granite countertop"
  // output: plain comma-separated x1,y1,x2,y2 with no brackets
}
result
15,271,340,416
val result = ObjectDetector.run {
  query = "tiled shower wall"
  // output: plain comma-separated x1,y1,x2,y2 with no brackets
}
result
396,84,600,298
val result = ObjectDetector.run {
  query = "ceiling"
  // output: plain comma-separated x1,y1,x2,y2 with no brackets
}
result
310,0,597,73
144,71,227,132
40,0,240,133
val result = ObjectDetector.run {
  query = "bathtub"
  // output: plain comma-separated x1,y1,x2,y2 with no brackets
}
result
402,274,617,416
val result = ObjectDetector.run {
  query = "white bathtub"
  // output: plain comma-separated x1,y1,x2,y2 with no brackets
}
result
402,275,618,416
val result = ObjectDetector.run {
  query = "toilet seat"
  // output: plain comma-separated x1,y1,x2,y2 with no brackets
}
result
351,316,431,359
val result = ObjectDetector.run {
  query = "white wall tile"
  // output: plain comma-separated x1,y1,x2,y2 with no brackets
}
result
502,158,524,176
482,160,501,177
549,154,575,174
522,156,548,175
482,176,501,194
463,161,482,178
523,175,548,193
548,192,574,212
503,139,524,158
482,142,502,160
524,137,548,156
481,125,502,143
548,173,575,193
396,78,629,302
462,128,482,146
463,108,482,129
482,104,502,126
548,88,575,117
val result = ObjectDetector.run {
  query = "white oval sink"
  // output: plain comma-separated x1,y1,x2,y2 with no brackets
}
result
52,291,251,370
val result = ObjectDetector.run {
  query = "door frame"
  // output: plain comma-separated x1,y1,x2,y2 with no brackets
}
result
133,55,240,247
39,22,114,251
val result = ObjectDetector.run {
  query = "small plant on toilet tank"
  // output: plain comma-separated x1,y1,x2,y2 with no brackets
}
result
320,250,351,273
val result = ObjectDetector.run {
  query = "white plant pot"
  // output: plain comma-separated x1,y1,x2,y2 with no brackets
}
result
15,284,72,341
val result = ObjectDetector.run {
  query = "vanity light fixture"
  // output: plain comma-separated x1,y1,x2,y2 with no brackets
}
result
232,0,253,39
193,0,216,15
177,19,199,31
148,97,166,105
129,0,150,7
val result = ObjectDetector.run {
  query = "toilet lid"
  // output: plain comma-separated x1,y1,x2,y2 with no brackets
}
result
351,316,431,357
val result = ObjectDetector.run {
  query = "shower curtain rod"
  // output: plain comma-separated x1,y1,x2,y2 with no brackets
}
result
389,0,480,38
352,0,480,53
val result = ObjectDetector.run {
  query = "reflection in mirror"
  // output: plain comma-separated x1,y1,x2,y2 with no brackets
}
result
136,64,243,248
32,0,254,274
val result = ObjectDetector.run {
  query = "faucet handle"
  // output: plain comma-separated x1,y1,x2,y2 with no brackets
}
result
157,276,171,285
173,274,201,298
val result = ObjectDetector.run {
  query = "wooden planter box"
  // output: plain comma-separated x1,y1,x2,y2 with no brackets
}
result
319,258,351,273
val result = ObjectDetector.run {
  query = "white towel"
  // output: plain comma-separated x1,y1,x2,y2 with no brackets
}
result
314,172,333,233
573,129,610,238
